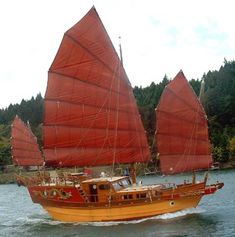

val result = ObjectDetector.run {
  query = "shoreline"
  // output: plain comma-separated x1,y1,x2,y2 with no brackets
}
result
1,163,234,185
0,172,16,184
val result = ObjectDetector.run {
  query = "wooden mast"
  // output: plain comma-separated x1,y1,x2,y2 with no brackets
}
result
119,36,136,185
130,163,137,184
119,36,123,66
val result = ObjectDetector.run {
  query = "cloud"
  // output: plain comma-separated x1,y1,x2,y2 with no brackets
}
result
1,0,235,108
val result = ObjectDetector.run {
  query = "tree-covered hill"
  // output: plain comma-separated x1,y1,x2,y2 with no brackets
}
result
0,61,234,167
201,60,235,162
0,93,43,128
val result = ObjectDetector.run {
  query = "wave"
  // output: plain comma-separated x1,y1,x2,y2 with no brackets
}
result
76,207,205,226
4,207,204,227
149,207,204,220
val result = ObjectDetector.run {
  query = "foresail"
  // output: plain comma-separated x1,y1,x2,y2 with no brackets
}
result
156,71,212,174
43,7,150,167
11,116,43,166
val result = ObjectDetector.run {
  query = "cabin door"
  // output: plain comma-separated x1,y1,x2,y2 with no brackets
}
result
89,184,98,202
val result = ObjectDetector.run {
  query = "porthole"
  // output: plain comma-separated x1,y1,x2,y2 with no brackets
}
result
170,201,175,206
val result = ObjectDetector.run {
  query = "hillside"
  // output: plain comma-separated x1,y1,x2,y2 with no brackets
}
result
0,60,234,167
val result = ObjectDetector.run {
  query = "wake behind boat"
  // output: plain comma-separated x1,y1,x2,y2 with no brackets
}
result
11,7,223,222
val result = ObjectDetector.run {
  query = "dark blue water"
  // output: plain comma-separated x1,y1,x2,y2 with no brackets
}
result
0,170,234,237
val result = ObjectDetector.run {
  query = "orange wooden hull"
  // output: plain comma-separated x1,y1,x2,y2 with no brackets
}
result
42,195,202,222
25,174,223,223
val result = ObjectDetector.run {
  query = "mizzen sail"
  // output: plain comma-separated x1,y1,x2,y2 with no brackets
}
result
156,71,212,174
11,116,43,166
43,7,150,167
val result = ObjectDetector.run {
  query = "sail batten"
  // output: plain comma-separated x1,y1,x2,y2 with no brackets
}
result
44,147,147,167
156,71,212,175
157,110,206,126
43,7,150,167
165,87,203,113
44,124,145,133
48,70,132,96
45,74,137,112
45,95,138,115
157,132,211,142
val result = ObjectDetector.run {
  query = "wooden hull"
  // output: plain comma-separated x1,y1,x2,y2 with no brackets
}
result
42,195,202,222
25,174,223,223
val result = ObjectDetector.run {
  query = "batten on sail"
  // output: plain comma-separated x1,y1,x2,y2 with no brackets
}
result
11,116,43,166
43,7,150,167
156,71,212,174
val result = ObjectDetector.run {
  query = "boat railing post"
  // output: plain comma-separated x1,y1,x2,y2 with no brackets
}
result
108,194,111,207
192,171,196,184
148,188,153,202
204,172,209,184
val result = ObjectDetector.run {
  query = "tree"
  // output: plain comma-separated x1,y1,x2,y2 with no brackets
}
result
229,137,235,160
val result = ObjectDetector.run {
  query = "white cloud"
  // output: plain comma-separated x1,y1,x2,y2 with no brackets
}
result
0,0,235,108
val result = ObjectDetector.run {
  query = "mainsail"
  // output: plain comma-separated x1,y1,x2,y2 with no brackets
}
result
156,71,212,174
11,116,43,166
43,7,150,167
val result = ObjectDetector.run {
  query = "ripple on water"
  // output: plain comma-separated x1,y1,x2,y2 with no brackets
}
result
0,170,234,237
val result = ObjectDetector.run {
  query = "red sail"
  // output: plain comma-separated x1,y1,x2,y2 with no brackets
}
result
43,7,150,167
11,116,43,166
156,71,212,175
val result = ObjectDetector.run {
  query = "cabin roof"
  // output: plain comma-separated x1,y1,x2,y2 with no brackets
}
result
82,176,126,184
118,184,162,193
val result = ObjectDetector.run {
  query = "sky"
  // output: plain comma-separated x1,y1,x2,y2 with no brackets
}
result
0,0,235,109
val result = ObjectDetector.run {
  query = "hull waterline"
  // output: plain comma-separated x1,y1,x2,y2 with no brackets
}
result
43,195,202,222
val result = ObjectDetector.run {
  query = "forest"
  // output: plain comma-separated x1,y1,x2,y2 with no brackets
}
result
0,60,234,167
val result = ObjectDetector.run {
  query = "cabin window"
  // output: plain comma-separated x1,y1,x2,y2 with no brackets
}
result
99,184,110,190
113,178,131,191
136,193,147,199
122,179,131,188
123,194,133,200
113,182,123,191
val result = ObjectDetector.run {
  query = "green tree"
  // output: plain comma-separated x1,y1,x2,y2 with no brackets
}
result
229,137,235,160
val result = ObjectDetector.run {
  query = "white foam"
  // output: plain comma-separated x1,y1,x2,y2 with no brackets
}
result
75,208,204,226
149,207,204,220
15,215,61,226
11,208,204,227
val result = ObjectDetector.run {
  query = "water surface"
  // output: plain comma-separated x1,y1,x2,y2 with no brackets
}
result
0,170,234,237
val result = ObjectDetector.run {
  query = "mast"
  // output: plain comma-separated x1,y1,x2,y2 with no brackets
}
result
119,36,123,66
199,79,205,102
118,35,136,183
130,163,137,184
